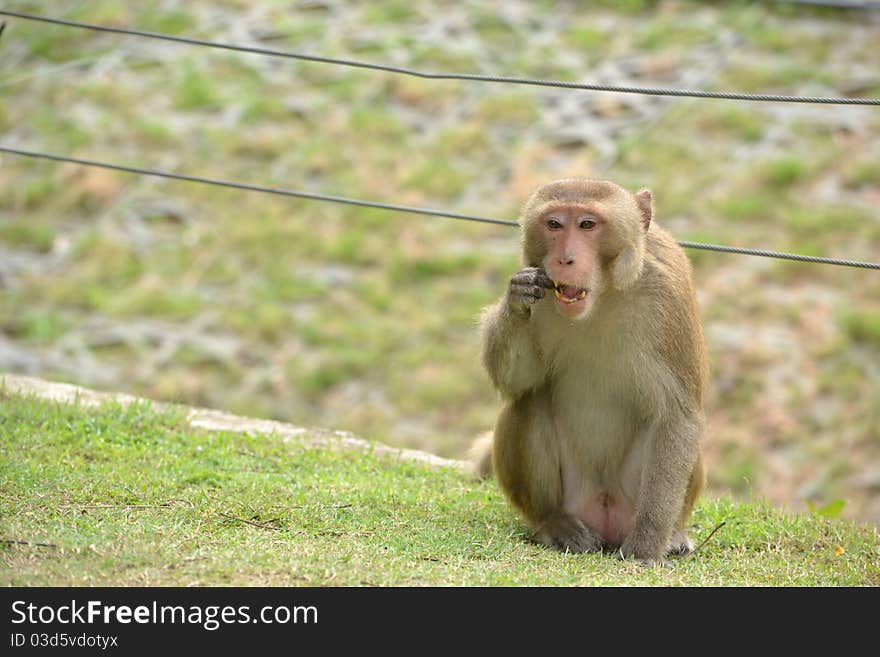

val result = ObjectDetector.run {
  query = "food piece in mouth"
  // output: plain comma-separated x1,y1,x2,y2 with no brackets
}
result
554,281,588,304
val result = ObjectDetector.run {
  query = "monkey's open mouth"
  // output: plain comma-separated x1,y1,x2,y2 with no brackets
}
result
554,282,588,304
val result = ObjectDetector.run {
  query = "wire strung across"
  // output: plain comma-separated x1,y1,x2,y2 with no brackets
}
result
1,10,878,269
2,145,878,271
1,10,879,106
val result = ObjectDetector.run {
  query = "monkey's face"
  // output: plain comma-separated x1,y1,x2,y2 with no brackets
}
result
538,205,605,320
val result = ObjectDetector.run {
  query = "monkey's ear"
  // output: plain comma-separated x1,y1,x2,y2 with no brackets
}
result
634,189,652,232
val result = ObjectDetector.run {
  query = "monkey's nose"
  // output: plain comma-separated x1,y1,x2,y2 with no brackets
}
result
558,256,575,265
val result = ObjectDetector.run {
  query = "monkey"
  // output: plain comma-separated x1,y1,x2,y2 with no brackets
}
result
472,178,708,562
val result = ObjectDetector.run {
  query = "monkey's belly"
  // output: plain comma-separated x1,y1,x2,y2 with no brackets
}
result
559,445,643,546
566,491,634,546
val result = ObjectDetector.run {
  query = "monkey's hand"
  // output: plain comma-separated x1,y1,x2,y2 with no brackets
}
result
535,515,602,553
506,267,555,317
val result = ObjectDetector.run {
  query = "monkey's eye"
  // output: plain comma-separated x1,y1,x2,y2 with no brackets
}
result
579,219,597,230
547,218,563,230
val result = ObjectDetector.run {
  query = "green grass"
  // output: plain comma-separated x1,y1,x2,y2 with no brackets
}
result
839,310,880,346
561,26,606,52
173,61,224,111
1,391,877,586
761,157,808,188
0,219,55,252
843,160,880,189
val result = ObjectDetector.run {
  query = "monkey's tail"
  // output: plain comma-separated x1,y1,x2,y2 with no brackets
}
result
466,431,494,480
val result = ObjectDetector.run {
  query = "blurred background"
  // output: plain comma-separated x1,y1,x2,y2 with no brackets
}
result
1,1,878,526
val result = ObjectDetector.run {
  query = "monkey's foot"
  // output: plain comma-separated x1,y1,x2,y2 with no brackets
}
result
666,531,694,557
619,530,664,563
535,515,602,553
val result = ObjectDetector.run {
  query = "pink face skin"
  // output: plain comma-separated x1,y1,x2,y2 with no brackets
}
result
540,204,604,320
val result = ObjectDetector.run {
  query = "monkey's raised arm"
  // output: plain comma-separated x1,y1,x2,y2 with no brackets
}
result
480,267,552,399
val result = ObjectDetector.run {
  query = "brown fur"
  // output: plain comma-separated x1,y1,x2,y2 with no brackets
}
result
474,179,708,561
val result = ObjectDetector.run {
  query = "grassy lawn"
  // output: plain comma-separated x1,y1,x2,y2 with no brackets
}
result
2,390,877,586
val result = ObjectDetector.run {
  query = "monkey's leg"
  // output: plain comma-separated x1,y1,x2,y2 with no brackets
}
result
621,415,702,562
665,451,706,557
493,391,602,554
